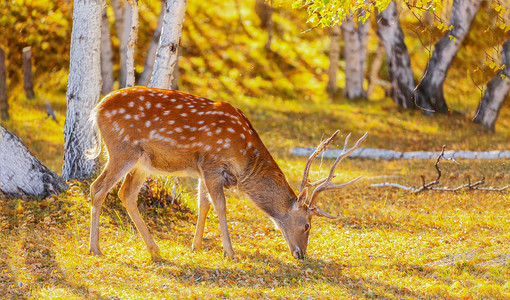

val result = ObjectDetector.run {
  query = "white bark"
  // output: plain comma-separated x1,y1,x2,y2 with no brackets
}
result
473,38,510,131
327,25,341,98
120,0,131,87
62,0,103,180
291,147,510,160
341,14,369,99
376,1,415,109
1,125,67,197
149,0,187,89
100,7,114,94
415,0,481,113
125,0,139,87
138,0,165,86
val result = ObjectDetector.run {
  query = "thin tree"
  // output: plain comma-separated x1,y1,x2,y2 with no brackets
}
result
255,0,273,50
327,25,341,99
341,11,369,99
149,0,188,89
100,7,114,94
415,0,482,113
125,0,139,87
138,0,165,86
473,38,510,131
0,47,8,121
62,0,103,180
22,46,35,100
376,1,415,109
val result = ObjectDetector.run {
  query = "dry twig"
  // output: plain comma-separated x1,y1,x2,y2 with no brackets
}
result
370,146,510,193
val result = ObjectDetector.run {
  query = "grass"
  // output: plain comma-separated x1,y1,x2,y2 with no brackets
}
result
1,0,510,298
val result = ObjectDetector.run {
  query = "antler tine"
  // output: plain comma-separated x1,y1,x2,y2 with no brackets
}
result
299,130,340,192
308,132,368,209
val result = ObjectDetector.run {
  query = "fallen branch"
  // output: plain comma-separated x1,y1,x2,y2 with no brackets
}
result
291,147,510,160
369,146,510,193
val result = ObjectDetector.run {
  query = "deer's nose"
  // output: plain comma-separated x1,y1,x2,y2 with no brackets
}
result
292,248,306,259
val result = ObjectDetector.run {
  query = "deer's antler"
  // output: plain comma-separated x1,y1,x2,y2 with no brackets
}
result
299,132,368,218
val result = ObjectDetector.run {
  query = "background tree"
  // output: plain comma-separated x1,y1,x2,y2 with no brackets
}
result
0,47,8,121
138,0,166,86
62,0,104,180
415,0,482,113
375,1,415,109
149,0,188,89
255,0,274,50
327,25,341,99
100,7,114,94
125,0,139,87
341,11,369,99
473,38,510,130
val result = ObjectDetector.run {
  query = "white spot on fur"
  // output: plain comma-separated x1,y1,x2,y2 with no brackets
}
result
216,128,222,134
227,128,235,133
163,110,170,115
155,103,162,108
181,113,187,117
175,127,183,132
176,104,183,109
119,108,125,114
145,121,151,127
240,133,245,139
139,96,145,100
169,120,175,125
205,145,212,151
128,101,134,107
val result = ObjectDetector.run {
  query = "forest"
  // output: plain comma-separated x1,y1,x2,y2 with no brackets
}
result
0,0,509,298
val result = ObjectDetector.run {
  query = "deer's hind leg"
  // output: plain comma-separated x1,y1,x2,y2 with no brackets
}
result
118,164,163,261
89,155,138,256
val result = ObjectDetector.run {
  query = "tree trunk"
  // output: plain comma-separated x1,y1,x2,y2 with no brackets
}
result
473,38,510,131
149,0,188,89
254,0,273,51
22,46,35,100
125,0,139,87
0,47,8,121
138,0,165,86
100,7,114,94
415,0,481,113
0,125,68,198
376,1,415,109
341,13,369,99
327,25,341,99
62,0,103,180
119,0,131,88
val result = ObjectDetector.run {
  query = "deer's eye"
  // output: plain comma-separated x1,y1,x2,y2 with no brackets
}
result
304,224,310,232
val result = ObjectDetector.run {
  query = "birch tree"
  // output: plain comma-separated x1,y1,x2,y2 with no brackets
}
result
125,0,139,87
100,7,114,94
62,0,103,180
473,38,510,131
341,13,369,99
415,0,482,113
138,0,165,86
327,25,341,99
376,1,415,109
1,125,67,198
149,0,188,89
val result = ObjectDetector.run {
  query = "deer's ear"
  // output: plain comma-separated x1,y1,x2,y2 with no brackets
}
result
297,187,308,207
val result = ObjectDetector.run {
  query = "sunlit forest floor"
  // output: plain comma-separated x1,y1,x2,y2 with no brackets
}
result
1,0,510,298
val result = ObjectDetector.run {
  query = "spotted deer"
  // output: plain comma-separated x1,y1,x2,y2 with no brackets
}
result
88,86,367,260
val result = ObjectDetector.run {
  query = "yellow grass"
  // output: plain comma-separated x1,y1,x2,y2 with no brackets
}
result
1,0,510,298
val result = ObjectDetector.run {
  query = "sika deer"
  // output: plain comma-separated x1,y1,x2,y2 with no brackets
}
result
88,86,367,260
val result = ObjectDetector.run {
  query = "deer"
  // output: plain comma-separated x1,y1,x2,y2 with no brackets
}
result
87,86,367,261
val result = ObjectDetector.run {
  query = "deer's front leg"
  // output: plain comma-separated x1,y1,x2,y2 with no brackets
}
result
200,173,235,259
192,179,211,251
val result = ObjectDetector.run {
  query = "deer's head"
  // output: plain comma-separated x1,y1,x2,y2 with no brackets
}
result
276,131,368,259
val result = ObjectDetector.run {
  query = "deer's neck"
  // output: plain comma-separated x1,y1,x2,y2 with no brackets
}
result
237,150,296,219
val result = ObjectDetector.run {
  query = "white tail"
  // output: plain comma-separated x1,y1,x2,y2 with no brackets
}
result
89,86,367,260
